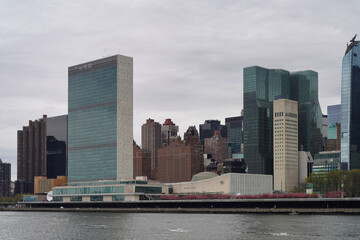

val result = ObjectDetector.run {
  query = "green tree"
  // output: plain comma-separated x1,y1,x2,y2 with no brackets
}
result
327,170,347,192
344,169,360,197
291,182,307,193
0,194,23,203
306,172,327,194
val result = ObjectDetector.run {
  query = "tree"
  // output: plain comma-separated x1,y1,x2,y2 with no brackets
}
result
291,182,307,193
344,169,360,197
327,170,347,192
306,172,327,194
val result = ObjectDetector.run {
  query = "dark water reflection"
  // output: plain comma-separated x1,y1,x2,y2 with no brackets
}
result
1,212,360,239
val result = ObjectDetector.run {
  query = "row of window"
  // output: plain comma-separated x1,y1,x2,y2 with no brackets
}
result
274,112,284,117
285,119,297,123
53,195,125,202
53,186,124,195
285,112,297,118
314,153,340,159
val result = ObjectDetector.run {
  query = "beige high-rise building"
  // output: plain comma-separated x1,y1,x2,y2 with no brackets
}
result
273,98,298,192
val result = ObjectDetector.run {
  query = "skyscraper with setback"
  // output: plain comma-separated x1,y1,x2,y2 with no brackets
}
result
243,66,291,175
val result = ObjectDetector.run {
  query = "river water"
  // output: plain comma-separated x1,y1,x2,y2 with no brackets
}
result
1,211,359,239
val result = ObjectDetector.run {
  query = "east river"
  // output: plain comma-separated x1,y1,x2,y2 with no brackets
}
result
1,211,360,239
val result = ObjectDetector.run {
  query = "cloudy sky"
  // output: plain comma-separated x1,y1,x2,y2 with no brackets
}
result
0,0,358,179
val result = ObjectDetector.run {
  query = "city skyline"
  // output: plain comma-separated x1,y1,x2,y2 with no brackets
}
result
0,1,358,179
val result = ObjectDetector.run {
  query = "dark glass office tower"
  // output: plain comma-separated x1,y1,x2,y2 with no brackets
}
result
328,104,341,125
243,66,290,175
199,120,227,147
290,70,322,156
225,116,243,154
46,115,67,179
68,55,133,183
341,36,360,170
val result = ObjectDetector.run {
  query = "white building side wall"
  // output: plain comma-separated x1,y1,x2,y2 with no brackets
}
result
117,55,133,181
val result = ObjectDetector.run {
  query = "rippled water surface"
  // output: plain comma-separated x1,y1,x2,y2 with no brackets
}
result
1,211,360,239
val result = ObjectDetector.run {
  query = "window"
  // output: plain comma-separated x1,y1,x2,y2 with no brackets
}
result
112,195,124,201
90,195,103,201
53,196,63,202
135,186,162,194
70,196,82,202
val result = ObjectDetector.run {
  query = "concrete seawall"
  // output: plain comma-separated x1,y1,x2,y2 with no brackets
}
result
2,207,360,214
3,197,360,214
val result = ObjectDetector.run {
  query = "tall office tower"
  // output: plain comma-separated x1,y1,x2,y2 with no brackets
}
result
341,36,360,170
133,142,151,179
290,70,322,156
199,120,227,147
46,115,67,179
16,114,67,194
0,159,11,197
327,104,341,124
243,66,291,175
16,115,47,194
273,98,298,192
204,131,231,163
161,118,179,146
225,116,243,154
141,118,162,179
157,126,203,183
68,55,133,182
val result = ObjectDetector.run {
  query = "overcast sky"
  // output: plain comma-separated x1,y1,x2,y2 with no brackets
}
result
0,0,358,180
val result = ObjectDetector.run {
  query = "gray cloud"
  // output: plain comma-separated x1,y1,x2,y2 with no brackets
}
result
0,0,358,179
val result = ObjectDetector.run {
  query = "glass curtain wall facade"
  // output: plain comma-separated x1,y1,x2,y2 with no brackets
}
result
327,104,341,125
313,151,341,174
68,55,133,183
290,71,322,156
243,66,290,175
328,123,338,139
225,116,243,154
341,38,360,170
46,115,67,179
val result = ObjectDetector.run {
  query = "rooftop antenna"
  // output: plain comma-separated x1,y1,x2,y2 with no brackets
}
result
350,34,357,42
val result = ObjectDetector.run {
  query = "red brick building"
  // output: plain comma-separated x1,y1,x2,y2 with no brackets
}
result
133,142,151,180
157,126,203,183
204,130,231,163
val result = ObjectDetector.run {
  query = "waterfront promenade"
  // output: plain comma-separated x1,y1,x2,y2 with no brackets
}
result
2,197,360,214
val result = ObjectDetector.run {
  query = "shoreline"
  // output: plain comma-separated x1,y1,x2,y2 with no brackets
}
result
2,207,360,214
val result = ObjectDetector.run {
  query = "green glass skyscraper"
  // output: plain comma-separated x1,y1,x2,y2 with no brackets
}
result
68,55,133,183
290,70,322,156
243,66,290,175
244,66,322,175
